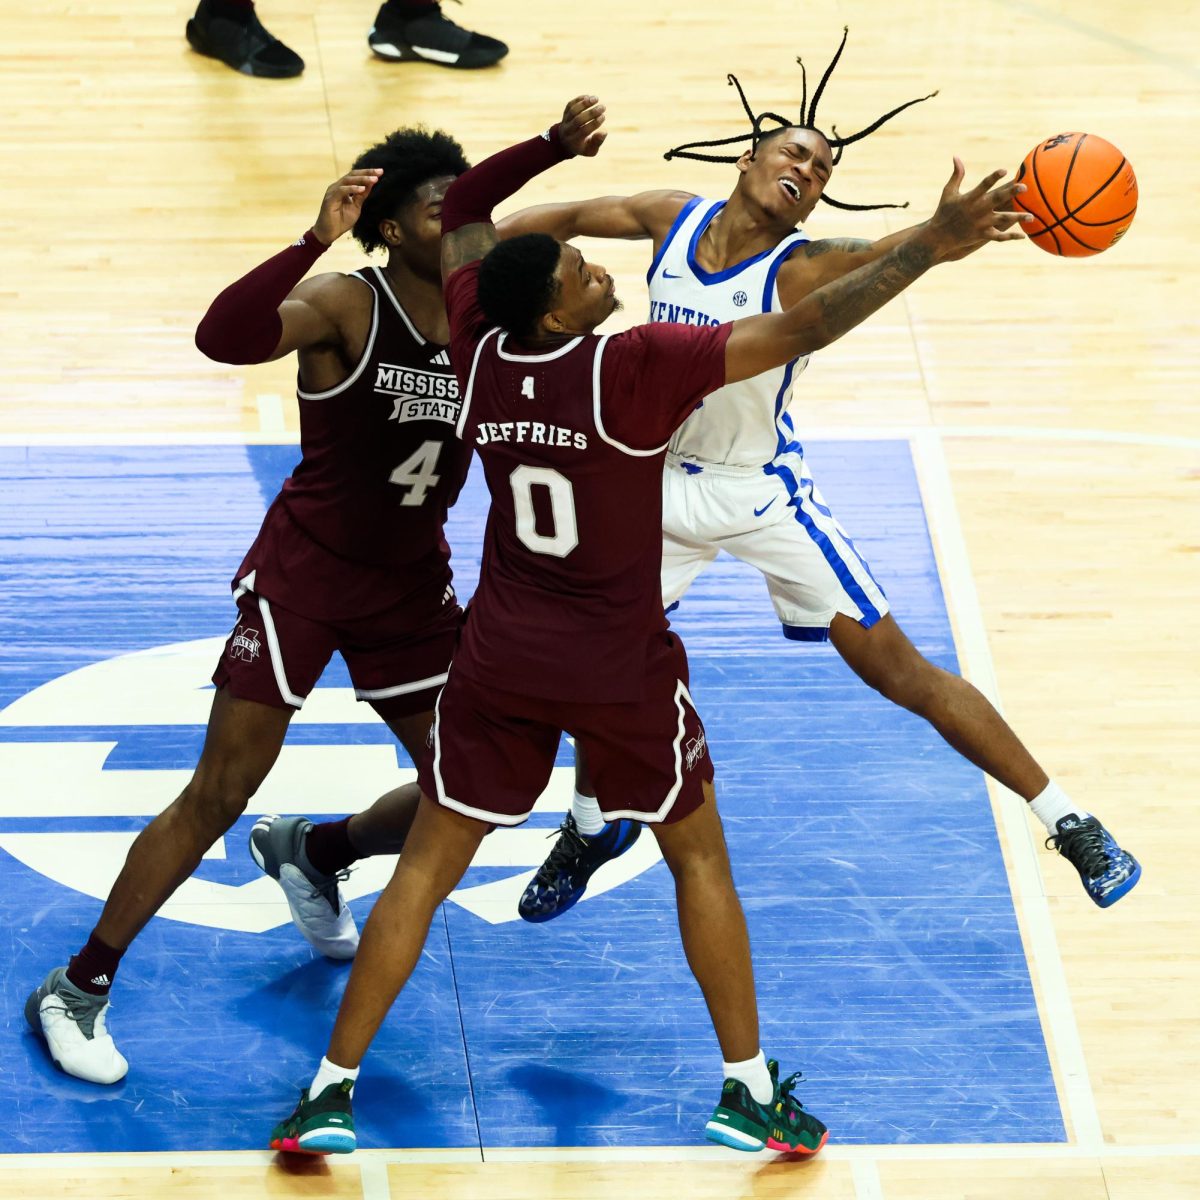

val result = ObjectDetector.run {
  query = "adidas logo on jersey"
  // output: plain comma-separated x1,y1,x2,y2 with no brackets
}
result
430,350,451,366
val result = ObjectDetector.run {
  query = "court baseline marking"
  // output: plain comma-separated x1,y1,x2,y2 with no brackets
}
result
909,429,1100,1150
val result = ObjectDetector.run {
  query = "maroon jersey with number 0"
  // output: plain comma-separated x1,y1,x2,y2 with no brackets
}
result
445,260,730,703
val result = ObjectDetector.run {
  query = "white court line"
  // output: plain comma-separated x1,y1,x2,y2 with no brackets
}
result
908,428,1102,1151
851,1157,885,1199
359,1156,392,1199
3,423,1200,450
255,393,285,435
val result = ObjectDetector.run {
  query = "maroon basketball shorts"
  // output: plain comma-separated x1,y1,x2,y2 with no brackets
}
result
417,631,714,826
212,573,461,723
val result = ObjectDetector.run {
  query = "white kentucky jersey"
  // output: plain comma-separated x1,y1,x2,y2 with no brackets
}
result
647,197,811,468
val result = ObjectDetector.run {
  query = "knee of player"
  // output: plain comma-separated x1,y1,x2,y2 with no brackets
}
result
865,656,939,711
659,838,735,884
179,766,262,823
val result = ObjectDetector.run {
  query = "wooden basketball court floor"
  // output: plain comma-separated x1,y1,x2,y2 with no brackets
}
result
1,0,1197,1196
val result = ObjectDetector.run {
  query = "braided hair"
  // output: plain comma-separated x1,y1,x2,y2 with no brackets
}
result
663,27,937,211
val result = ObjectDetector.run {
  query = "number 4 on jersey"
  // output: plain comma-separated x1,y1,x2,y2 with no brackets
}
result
389,440,442,507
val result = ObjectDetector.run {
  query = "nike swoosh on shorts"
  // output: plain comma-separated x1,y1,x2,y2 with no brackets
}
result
753,497,778,517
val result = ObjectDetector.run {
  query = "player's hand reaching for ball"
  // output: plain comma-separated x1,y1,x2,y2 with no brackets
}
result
312,169,384,246
927,159,1033,262
559,95,607,158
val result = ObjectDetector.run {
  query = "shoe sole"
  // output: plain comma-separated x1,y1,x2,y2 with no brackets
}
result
271,1130,356,1155
765,1128,828,1155
1094,859,1142,908
368,40,507,68
704,1120,765,1152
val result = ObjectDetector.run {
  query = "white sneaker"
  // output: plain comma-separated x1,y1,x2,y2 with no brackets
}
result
249,814,359,959
25,967,129,1084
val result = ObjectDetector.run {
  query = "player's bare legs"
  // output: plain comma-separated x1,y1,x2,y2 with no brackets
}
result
828,613,1048,799
647,784,827,1155
323,794,486,1069
340,712,430,855
830,611,1140,906
97,687,293,948
650,782,758,1062
24,686,293,1084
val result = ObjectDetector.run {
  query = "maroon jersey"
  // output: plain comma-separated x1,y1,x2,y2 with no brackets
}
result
445,260,731,703
238,266,471,621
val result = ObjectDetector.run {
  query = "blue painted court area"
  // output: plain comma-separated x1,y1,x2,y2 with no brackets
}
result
0,442,1064,1152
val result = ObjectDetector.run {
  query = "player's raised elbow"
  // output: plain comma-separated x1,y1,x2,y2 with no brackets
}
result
194,313,280,365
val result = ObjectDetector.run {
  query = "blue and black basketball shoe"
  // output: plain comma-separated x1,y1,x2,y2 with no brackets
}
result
1047,814,1141,908
518,813,642,922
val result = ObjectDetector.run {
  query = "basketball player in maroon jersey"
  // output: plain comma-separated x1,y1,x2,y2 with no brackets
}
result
25,128,477,1086
267,97,1026,1156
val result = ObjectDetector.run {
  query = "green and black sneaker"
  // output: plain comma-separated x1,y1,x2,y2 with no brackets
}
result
269,1079,356,1155
705,1059,828,1155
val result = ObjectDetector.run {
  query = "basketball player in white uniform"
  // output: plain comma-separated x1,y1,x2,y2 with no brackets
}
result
501,118,1141,914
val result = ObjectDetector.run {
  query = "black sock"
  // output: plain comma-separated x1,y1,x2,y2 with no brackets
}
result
305,816,359,877
66,932,125,997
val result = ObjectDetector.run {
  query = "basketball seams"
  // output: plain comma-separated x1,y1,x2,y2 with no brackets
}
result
1061,134,1087,221
1025,141,1065,254
1019,133,1134,254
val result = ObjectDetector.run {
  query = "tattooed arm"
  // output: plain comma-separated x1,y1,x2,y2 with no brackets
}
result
777,167,1027,302
725,159,1029,384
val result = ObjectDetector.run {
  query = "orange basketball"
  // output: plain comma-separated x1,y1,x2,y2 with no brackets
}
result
1013,133,1137,257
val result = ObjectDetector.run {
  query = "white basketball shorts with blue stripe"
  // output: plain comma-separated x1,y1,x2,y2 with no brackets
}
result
660,450,889,642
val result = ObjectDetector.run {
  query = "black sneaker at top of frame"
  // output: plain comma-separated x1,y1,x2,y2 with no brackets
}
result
1047,814,1141,908
186,0,305,79
368,2,508,69
518,814,642,923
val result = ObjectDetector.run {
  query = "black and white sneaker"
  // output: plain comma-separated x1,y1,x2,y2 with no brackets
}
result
368,2,508,69
186,0,305,79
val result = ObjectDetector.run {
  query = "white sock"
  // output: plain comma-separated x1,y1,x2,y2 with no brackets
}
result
723,1050,773,1106
571,789,606,836
1029,780,1089,835
310,1056,359,1099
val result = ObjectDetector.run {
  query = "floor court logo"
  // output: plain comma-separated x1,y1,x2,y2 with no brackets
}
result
0,638,663,931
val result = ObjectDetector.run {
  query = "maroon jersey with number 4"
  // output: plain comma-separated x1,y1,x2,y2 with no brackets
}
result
445,260,731,703
237,266,472,621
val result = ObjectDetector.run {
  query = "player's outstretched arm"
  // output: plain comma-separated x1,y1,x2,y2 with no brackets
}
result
779,169,1029,301
195,169,383,365
497,190,693,244
441,96,608,281
725,159,1029,384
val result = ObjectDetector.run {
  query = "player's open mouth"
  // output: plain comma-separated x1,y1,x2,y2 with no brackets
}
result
778,178,802,204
